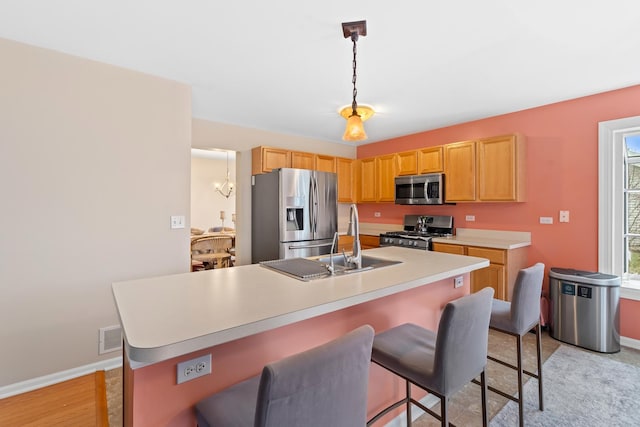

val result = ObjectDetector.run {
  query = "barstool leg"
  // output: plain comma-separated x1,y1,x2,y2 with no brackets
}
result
406,380,412,426
440,396,448,427
480,370,488,427
516,334,524,427
536,323,544,410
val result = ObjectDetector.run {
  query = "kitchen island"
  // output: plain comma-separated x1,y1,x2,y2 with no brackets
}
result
113,246,489,426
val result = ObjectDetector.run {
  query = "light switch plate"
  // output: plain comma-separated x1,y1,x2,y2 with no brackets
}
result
559,210,570,223
170,215,185,229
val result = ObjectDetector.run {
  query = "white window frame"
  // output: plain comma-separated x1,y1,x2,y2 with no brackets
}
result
599,115,640,300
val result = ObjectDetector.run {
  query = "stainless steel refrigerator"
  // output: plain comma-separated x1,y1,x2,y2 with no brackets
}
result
252,168,337,263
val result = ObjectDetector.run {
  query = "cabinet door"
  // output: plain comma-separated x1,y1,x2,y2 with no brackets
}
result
336,157,354,203
432,242,466,255
360,234,381,249
471,264,506,300
376,154,397,202
252,146,290,174
291,151,315,170
477,134,525,201
444,141,476,202
359,158,377,202
396,151,418,176
337,235,354,252
418,146,444,173
316,154,336,173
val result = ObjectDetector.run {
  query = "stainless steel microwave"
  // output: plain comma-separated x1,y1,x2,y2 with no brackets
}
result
395,173,445,205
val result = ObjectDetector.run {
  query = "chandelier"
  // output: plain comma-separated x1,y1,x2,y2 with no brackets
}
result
215,151,234,198
340,20,374,142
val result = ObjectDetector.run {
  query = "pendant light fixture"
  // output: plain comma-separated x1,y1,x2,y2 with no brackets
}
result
340,20,373,142
215,151,234,198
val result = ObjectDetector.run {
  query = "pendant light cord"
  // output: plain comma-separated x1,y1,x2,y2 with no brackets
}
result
351,33,359,116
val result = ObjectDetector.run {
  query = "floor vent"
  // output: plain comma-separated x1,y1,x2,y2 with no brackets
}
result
99,325,122,354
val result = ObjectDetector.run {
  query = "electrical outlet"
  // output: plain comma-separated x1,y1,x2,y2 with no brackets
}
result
539,217,553,224
465,215,475,221
454,276,463,288
374,212,381,218
177,354,211,384
559,210,570,223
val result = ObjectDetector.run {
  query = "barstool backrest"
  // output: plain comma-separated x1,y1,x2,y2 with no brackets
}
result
510,263,545,334
254,325,374,427
433,287,494,395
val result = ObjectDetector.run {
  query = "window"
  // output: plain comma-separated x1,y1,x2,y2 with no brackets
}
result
599,116,640,300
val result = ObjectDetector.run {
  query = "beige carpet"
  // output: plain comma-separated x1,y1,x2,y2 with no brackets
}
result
413,330,640,426
492,343,640,426
105,368,123,427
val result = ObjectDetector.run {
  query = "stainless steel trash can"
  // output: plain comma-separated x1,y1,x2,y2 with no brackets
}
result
549,268,620,353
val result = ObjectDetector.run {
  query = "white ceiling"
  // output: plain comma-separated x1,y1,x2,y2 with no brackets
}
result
1,1,639,145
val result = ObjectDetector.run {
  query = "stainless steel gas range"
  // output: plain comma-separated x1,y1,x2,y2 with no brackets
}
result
379,215,454,250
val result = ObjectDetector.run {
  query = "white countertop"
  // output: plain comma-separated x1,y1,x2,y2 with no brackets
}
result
432,228,531,250
112,246,489,366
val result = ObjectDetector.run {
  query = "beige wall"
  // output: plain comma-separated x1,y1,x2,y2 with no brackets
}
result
191,119,356,265
0,38,192,386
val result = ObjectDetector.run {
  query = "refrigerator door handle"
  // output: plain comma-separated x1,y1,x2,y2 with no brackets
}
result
287,242,333,250
309,175,317,235
313,175,319,235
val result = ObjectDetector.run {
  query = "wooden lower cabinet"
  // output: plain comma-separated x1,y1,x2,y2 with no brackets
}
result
432,242,527,301
337,234,379,252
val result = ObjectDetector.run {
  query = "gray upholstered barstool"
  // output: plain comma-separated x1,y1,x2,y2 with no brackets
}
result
486,262,545,427
195,325,374,427
367,288,494,427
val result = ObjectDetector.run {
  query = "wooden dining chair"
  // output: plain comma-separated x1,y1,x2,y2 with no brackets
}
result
191,236,233,269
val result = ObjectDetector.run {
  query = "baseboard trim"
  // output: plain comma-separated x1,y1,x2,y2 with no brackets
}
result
383,393,441,427
621,335,640,350
0,356,122,400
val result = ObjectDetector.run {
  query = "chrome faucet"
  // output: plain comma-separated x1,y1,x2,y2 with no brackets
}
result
346,204,362,269
327,231,339,275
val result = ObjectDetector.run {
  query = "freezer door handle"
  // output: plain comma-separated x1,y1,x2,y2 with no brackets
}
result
287,242,333,250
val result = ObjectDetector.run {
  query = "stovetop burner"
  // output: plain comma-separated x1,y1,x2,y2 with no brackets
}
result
379,214,454,250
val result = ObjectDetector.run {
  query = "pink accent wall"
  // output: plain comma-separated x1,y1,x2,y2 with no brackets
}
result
125,276,469,426
357,84,640,340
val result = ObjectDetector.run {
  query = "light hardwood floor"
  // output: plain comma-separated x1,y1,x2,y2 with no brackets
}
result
0,371,109,426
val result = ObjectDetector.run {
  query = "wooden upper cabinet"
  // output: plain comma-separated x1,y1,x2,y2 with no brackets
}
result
358,157,377,202
396,150,418,176
336,157,354,203
290,151,315,170
376,154,397,202
444,141,476,202
316,154,336,173
418,146,444,173
252,146,291,175
477,134,525,202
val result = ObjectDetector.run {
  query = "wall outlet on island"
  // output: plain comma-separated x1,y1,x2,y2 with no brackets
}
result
374,212,381,217
465,215,475,221
454,276,463,288
177,354,211,384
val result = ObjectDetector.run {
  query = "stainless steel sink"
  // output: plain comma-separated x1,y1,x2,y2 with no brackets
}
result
315,254,402,274
260,255,402,281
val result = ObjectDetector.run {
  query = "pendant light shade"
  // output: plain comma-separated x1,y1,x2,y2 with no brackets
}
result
343,113,367,141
